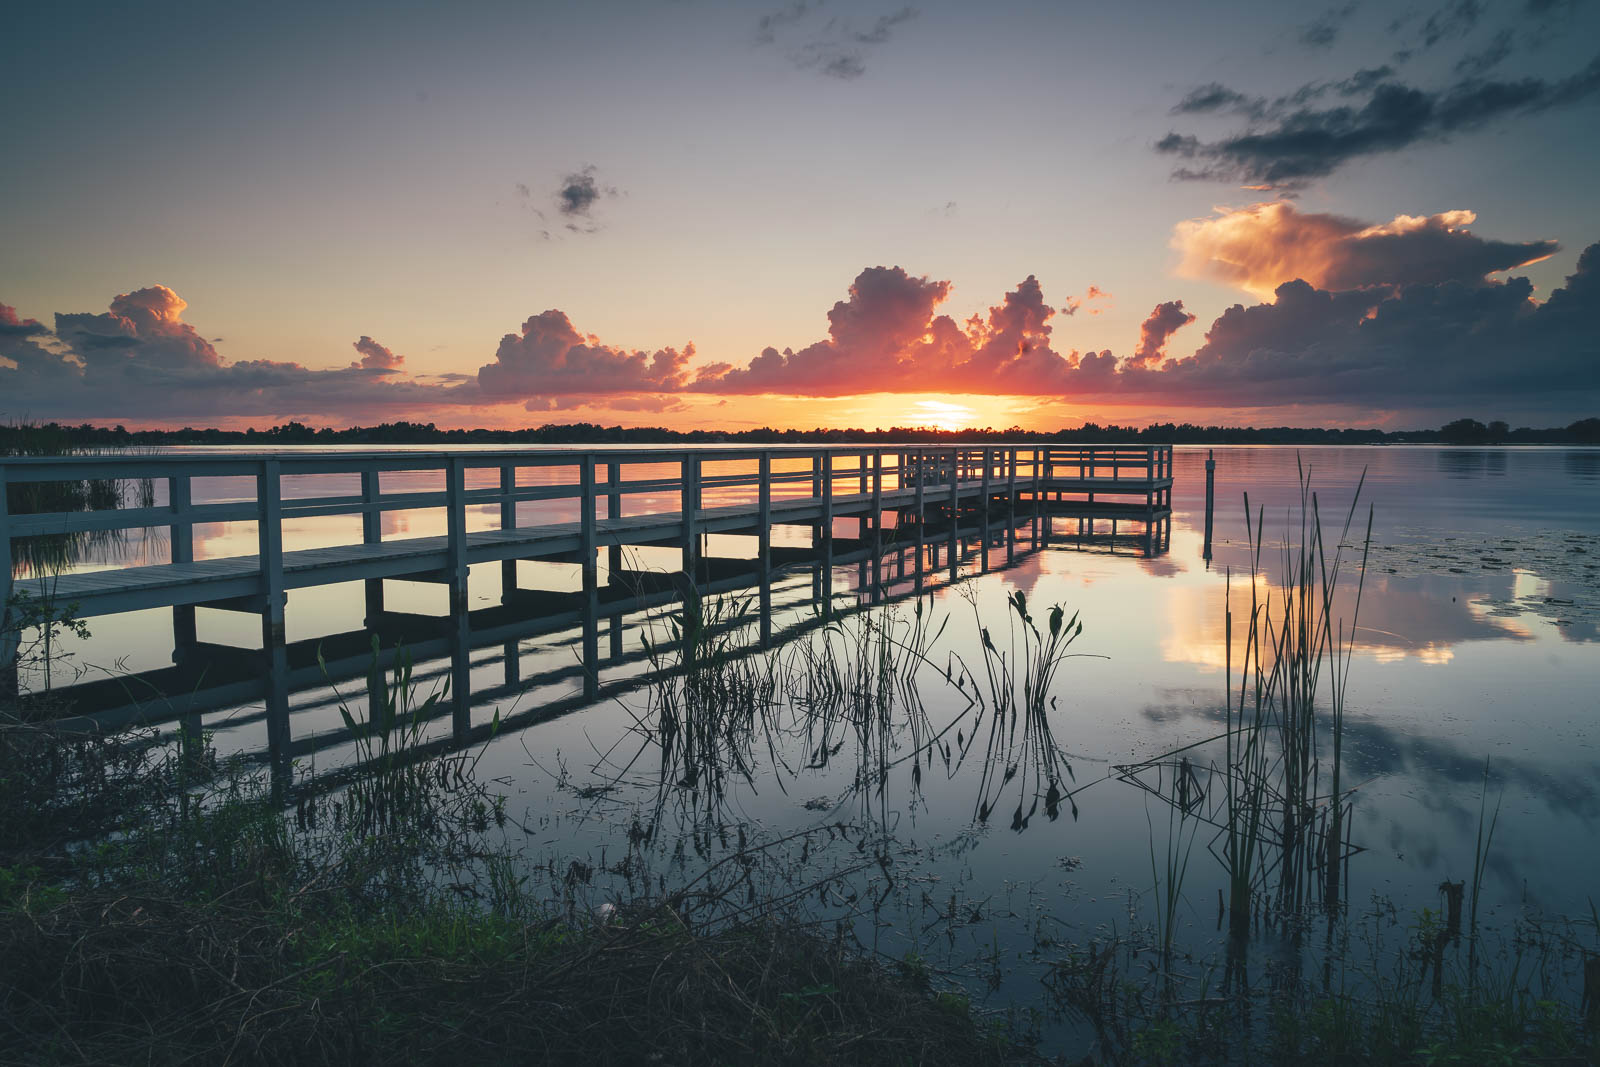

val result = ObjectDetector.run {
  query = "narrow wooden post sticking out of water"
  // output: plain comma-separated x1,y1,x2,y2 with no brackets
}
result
1204,449,1216,562
681,454,700,580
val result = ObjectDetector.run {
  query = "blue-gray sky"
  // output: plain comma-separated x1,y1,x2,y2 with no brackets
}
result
3,0,1597,428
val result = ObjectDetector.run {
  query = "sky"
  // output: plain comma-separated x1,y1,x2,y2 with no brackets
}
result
2,0,1597,431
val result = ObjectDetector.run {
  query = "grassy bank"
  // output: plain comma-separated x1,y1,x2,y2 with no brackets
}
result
0,702,1031,1067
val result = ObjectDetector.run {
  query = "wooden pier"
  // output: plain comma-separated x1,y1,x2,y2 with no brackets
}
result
2,444,1173,768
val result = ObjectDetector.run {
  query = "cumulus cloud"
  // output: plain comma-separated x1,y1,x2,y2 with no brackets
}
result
1131,301,1197,367
350,335,404,371
477,309,692,398
1173,202,1559,297
1158,54,1600,188
54,285,222,372
689,267,1105,397
1,287,467,423
1136,243,1599,409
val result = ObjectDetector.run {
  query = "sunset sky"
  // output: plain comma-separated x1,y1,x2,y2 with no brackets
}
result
2,0,1597,431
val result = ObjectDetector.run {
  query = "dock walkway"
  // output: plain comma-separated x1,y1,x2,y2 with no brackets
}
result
2,444,1173,762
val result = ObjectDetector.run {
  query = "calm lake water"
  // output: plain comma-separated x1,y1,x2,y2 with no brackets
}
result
21,444,1600,1053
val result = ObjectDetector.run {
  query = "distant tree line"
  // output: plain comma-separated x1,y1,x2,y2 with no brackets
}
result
5,416,1598,450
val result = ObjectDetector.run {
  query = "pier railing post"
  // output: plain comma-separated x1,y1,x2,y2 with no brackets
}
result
579,454,598,699
499,463,517,604
681,454,699,580
361,468,385,621
258,459,290,780
757,452,772,647
821,450,834,616
445,457,471,735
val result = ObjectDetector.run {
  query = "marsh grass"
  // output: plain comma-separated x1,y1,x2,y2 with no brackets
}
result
1,628,1032,1066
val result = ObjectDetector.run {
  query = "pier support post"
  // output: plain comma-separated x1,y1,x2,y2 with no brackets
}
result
258,459,291,784
758,452,772,647
168,474,202,755
1031,449,1041,548
445,458,471,736
913,449,926,593
361,468,385,622
499,464,517,604
1005,448,1016,563
681,454,700,581
579,455,599,700
947,449,959,581
607,460,623,579
821,451,834,617
870,449,883,600
980,447,991,572
169,474,197,666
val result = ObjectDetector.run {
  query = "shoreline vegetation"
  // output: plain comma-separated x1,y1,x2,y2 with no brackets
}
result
5,415,1599,449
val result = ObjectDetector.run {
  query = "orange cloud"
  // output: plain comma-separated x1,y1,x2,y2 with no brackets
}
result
1173,202,1559,298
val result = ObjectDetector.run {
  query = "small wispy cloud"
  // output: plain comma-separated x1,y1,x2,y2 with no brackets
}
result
755,3,919,80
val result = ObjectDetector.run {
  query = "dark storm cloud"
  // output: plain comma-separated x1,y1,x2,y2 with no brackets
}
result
1158,54,1600,188
1298,3,1359,49
1135,242,1600,408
